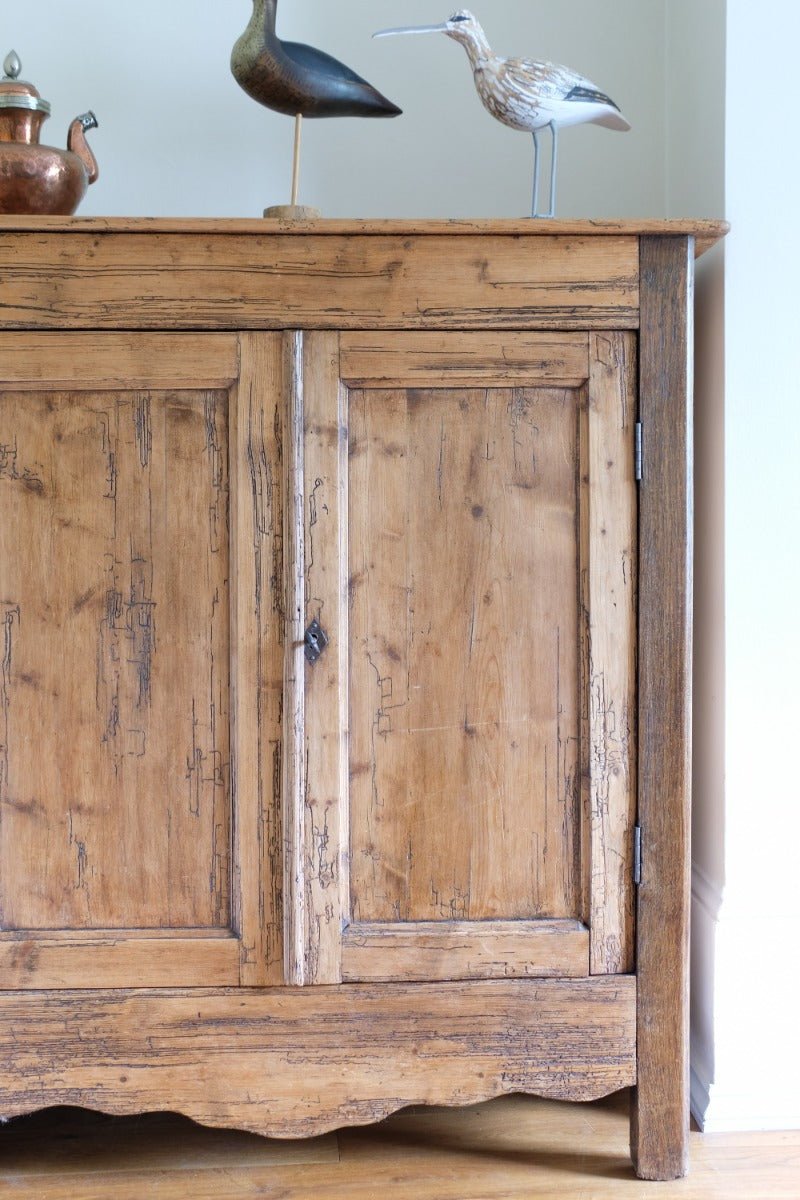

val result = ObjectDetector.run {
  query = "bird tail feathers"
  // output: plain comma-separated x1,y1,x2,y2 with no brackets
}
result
594,111,631,131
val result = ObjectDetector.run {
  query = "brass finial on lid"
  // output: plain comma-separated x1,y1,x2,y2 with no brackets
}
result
3,50,21,80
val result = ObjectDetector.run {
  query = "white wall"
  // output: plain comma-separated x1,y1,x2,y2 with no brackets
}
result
7,1,664,219
663,0,728,1132
709,0,800,1132
667,0,800,1133
8,0,798,1134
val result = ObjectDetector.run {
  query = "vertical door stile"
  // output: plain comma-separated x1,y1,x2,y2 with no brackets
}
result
284,331,347,985
302,331,348,984
283,331,308,985
578,382,592,935
586,332,638,975
231,332,286,987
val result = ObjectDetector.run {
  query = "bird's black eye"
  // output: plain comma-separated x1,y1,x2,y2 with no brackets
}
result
450,12,469,21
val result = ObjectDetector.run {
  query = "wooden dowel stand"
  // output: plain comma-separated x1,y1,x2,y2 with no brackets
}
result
264,114,322,220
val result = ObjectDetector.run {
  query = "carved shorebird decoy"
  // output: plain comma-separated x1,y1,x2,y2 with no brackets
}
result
374,9,630,218
233,0,401,209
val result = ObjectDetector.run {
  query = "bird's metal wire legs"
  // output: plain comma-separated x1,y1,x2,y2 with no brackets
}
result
532,130,541,218
531,122,557,218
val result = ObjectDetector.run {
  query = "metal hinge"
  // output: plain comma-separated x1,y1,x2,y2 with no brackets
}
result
634,422,643,482
633,825,643,885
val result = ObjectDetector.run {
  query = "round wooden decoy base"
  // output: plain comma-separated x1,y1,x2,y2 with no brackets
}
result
263,204,322,220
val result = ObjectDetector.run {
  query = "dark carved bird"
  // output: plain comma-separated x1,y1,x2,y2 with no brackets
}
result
232,0,402,119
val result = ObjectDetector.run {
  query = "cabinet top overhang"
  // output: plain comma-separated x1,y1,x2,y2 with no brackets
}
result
0,216,728,256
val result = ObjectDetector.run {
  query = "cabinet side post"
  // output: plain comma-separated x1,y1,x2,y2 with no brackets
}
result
631,235,694,1181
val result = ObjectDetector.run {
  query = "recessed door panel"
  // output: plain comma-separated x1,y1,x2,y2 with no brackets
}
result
1,387,230,932
348,384,580,925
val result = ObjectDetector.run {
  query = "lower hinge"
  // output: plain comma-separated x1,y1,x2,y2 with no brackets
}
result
633,825,643,885
635,422,643,482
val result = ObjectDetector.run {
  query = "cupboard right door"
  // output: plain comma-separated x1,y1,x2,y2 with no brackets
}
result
288,330,638,986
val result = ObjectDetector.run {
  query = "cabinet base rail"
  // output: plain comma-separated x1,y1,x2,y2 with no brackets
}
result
0,977,636,1138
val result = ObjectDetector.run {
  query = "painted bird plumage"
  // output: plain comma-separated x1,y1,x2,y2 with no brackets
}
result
375,10,629,217
233,0,401,118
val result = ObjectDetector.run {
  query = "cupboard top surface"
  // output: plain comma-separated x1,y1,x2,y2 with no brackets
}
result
0,216,728,255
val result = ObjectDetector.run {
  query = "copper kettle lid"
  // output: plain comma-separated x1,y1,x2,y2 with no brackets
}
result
1,51,52,116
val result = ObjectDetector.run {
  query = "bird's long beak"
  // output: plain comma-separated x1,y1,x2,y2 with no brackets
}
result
373,23,449,39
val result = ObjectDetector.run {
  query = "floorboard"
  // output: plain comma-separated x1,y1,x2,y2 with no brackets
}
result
0,1091,798,1198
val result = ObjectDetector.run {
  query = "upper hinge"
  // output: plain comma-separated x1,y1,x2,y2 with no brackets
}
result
633,825,643,885
634,422,643,482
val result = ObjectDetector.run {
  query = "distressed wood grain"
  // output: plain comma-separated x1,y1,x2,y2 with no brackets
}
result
0,222,725,1179
347,373,582,929
0,374,231,935
0,332,239,390
0,935,240,990
341,920,589,982
296,332,348,984
340,332,590,388
282,331,308,985
0,233,639,331
0,979,637,1133
630,235,694,1181
230,333,286,987
585,333,638,974
0,214,730,253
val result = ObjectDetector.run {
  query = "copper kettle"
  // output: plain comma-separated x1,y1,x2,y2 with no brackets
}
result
0,51,98,215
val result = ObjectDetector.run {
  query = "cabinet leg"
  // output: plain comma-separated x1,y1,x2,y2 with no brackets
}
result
630,1079,689,1181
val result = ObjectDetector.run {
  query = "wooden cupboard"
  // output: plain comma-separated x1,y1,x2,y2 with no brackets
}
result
0,218,726,1180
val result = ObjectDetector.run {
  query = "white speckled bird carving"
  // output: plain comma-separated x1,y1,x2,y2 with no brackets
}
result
375,9,630,217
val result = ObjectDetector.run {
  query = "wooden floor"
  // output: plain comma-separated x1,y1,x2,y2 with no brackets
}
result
1,1091,798,1199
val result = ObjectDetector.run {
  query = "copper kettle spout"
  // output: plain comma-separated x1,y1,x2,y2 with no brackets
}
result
68,111,99,185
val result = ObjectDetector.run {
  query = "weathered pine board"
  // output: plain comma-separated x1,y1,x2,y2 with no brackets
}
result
230,333,287,986
631,236,694,1181
585,333,638,974
0,215,730,255
0,234,639,330
0,936,240,990
0,381,231,933
0,979,637,1134
340,332,590,388
346,377,581,926
340,920,589,982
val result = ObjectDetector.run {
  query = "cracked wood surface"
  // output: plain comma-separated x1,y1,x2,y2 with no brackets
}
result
0,233,640,331
0,225,713,1178
584,333,638,974
230,333,287,986
631,236,694,1181
348,373,580,926
0,333,282,990
296,331,637,983
0,979,637,1132
0,362,231,934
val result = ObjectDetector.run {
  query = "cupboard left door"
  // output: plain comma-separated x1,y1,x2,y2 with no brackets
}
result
0,333,285,989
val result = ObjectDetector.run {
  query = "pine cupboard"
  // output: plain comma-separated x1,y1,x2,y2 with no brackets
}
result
0,218,726,1181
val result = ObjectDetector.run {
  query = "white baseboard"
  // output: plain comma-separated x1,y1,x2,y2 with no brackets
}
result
693,1060,800,1132
691,860,724,920
699,1089,800,1134
689,869,800,1133
689,1064,711,1131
